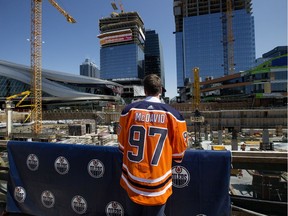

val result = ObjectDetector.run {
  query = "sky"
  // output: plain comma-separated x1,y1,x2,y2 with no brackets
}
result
0,0,287,98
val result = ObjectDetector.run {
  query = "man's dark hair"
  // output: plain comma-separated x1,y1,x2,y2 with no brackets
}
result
143,74,162,96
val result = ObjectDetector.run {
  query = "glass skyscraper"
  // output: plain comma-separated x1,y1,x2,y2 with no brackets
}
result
174,0,255,89
100,44,144,80
98,12,145,83
144,30,165,88
80,58,100,78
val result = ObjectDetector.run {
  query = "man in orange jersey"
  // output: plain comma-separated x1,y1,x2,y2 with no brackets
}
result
118,74,188,216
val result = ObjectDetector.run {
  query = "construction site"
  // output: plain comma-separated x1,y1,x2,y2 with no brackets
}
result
0,0,287,215
0,57,286,215
0,99,287,215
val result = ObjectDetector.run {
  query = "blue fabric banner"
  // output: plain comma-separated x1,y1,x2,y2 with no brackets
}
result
6,141,231,216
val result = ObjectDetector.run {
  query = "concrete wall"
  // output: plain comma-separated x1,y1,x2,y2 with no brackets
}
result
182,109,287,131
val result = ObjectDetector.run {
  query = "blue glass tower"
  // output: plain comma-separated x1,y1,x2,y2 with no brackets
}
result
80,58,100,78
174,0,255,89
144,30,165,88
98,12,145,83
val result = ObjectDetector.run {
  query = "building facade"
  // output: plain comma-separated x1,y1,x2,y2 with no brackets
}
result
174,0,255,101
0,60,123,110
98,12,145,83
144,30,165,88
263,46,288,59
80,59,100,78
184,54,287,108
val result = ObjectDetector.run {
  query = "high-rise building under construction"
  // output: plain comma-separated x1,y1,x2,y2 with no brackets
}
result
173,0,255,90
98,12,145,84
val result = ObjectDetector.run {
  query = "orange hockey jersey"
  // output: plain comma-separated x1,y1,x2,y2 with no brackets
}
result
118,98,188,206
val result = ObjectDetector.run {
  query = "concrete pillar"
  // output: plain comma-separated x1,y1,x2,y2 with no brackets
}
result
92,136,97,143
218,130,222,145
276,125,283,136
203,124,210,141
231,139,238,151
5,101,14,138
204,125,209,140
231,129,238,151
261,129,270,150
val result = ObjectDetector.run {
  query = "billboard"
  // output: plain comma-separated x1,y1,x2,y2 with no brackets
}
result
98,29,133,46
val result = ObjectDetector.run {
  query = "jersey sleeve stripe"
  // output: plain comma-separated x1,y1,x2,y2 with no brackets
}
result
121,174,172,197
122,170,172,190
172,151,186,157
122,163,171,184
118,142,124,151
120,112,129,117
173,159,183,163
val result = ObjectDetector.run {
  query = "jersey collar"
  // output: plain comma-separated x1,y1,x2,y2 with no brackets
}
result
145,96,161,103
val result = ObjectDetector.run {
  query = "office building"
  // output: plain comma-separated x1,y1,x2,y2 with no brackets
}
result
80,59,100,78
256,46,288,66
144,30,165,88
262,46,287,59
179,52,287,108
98,12,145,83
174,0,256,100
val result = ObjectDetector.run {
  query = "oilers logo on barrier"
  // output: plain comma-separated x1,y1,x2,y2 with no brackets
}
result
105,201,124,216
26,154,39,171
54,156,69,175
14,186,26,203
41,190,55,208
87,159,105,178
172,165,190,188
71,195,87,214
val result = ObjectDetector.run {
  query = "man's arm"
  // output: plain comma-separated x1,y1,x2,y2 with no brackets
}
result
117,115,126,155
172,120,188,163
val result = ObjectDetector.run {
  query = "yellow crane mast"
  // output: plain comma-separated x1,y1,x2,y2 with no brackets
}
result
192,67,200,111
191,67,204,148
30,0,76,134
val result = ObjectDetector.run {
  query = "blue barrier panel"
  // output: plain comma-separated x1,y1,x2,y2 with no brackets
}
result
6,141,231,216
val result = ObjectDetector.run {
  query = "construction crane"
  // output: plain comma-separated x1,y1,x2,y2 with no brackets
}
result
192,67,200,111
6,91,31,108
5,90,33,138
119,1,124,13
6,91,33,123
30,0,76,134
226,0,235,74
190,67,204,148
111,1,124,13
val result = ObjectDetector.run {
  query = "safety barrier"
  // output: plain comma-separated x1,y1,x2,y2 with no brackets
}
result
6,141,231,216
